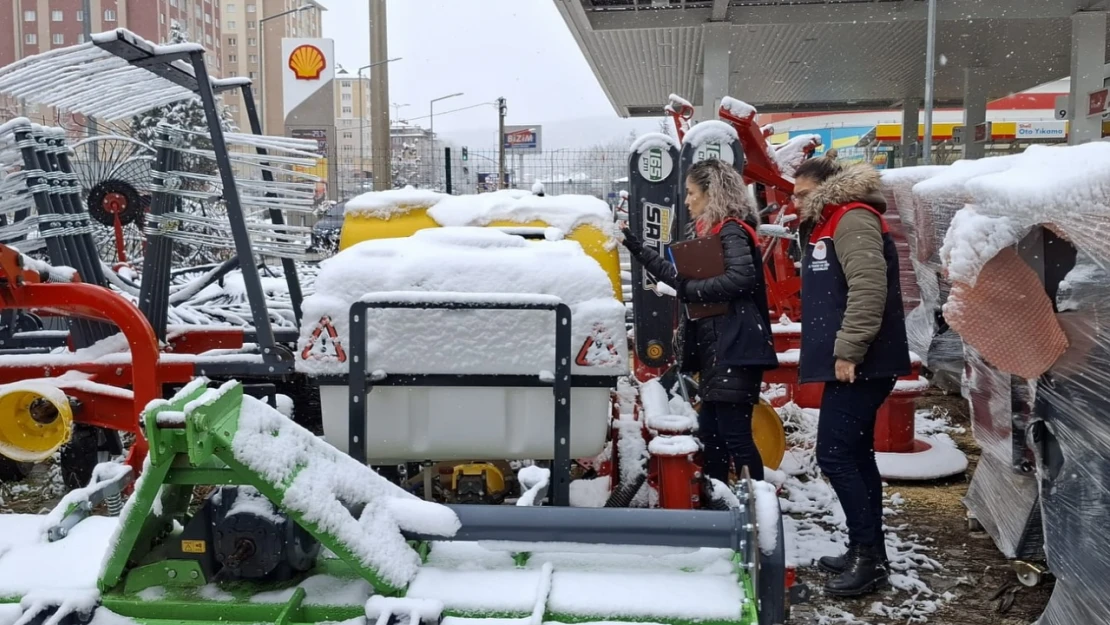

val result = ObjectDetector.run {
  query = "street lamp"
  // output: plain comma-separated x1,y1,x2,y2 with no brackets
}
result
429,92,462,189
357,58,402,184
391,102,410,120
259,3,315,133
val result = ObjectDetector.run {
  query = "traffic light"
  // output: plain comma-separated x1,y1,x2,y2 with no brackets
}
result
462,147,468,161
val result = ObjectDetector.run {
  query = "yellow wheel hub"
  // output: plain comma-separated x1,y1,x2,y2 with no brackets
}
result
0,383,73,463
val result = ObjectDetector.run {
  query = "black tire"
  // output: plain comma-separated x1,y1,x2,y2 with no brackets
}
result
0,456,34,482
757,497,788,625
60,425,101,490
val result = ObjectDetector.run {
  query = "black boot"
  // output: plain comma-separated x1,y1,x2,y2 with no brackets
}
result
818,542,858,575
823,543,889,597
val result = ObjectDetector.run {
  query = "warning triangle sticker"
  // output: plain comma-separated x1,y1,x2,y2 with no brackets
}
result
576,323,621,367
301,316,347,363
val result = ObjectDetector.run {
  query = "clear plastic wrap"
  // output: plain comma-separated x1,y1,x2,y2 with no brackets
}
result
881,166,963,390
934,142,1110,625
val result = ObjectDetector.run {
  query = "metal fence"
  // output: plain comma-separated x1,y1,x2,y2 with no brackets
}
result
330,149,631,205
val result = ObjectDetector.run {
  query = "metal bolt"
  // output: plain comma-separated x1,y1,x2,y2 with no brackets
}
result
167,569,177,579
693,471,702,479
116,368,123,376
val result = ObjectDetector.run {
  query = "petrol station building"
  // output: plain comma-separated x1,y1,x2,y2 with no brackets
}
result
554,0,1110,165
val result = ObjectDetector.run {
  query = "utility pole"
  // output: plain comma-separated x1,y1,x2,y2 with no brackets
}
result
497,97,507,190
369,0,392,190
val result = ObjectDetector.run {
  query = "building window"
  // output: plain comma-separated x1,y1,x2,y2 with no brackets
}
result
24,10,36,21
342,93,352,101
247,37,257,46
249,71,257,79
205,14,212,24
78,34,85,43
104,9,117,21
205,33,213,44
25,33,37,44
246,4,256,12
52,10,63,21
228,37,237,46
227,3,236,12
227,20,236,28
52,34,64,45
229,54,237,62
247,54,258,63
342,106,352,114
343,132,353,139
341,81,351,89
76,10,84,21
195,5,202,18
248,20,256,29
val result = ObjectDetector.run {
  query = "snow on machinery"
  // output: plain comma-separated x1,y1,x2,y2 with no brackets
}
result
0,29,328,481
0,379,787,625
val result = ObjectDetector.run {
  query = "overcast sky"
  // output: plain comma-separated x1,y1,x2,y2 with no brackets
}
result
321,0,657,148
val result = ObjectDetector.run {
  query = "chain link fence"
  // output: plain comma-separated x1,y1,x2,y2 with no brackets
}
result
331,149,631,205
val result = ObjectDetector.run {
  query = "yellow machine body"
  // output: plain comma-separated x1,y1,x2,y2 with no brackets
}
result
339,206,623,302
0,382,73,462
451,462,507,492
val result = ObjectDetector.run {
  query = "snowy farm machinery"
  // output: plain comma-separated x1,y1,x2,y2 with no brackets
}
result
0,30,324,480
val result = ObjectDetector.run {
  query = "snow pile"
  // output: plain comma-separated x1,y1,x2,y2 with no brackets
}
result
517,465,551,507
344,186,450,219
639,379,697,433
938,207,1020,287
772,134,823,177
345,187,617,236
296,228,627,377
629,133,679,154
411,541,744,622
683,121,738,149
41,462,132,534
720,97,757,119
0,514,118,598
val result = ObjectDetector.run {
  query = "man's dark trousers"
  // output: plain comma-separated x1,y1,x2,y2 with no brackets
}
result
816,377,896,548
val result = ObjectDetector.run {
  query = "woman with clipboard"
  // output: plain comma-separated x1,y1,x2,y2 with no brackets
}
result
620,159,777,484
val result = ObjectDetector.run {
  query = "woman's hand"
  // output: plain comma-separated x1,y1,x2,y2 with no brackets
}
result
620,227,643,255
834,359,857,383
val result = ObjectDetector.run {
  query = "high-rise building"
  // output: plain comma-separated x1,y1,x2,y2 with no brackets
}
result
219,0,324,136
334,67,372,185
0,0,223,125
0,1,222,70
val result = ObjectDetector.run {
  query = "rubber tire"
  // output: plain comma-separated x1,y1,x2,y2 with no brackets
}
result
60,425,101,490
757,497,788,625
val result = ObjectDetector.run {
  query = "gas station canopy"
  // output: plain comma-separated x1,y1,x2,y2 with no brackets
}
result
554,0,1110,117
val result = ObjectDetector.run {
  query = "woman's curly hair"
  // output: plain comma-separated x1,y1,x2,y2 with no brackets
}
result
686,158,757,235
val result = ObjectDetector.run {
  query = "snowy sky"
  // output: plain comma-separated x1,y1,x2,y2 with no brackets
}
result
321,0,659,148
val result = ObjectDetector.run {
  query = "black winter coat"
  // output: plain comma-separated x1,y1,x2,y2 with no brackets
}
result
630,220,778,403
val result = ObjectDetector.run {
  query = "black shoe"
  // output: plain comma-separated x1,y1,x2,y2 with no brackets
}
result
823,545,889,597
818,542,858,575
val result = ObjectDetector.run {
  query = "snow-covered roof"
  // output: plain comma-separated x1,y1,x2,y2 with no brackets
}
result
0,29,245,121
683,121,738,149
296,227,627,377
345,188,617,235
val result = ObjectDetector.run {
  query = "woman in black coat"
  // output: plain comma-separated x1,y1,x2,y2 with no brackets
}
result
621,159,778,483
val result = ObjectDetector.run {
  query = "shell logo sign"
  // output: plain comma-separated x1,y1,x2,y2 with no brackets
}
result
288,44,327,80
281,38,335,120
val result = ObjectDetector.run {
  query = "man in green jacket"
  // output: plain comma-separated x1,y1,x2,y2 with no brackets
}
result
793,157,912,596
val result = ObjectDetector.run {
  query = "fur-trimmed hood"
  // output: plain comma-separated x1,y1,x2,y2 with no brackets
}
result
799,163,887,223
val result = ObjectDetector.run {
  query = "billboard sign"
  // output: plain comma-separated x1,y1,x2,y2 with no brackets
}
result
1088,88,1108,118
503,125,542,152
973,122,992,144
282,38,335,119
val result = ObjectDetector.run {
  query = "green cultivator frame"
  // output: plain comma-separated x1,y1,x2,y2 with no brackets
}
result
61,380,786,625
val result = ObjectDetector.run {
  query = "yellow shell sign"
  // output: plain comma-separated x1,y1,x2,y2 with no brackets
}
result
289,44,327,80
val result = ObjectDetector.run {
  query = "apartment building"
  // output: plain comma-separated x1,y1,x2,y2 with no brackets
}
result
219,0,324,135
0,0,223,123
334,67,372,181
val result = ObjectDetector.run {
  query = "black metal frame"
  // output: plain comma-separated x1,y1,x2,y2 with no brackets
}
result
347,296,576,506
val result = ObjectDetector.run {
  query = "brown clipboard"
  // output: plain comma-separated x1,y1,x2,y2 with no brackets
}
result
668,234,729,320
